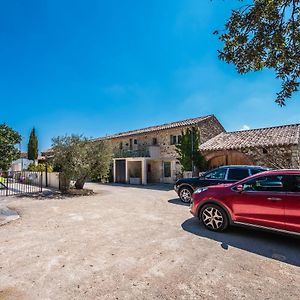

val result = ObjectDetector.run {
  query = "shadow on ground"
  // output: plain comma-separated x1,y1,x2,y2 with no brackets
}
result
168,198,190,206
93,182,174,191
182,217,300,267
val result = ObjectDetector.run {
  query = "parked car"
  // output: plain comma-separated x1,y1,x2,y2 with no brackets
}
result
190,169,300,235
174,165,268,203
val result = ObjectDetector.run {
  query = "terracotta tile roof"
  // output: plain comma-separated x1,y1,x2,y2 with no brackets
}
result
200,123,300,151
94,115,217,140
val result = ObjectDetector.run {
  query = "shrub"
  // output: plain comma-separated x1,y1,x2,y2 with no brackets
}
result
27,163,53,172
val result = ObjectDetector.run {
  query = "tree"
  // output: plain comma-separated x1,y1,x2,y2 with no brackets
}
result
0,124,21,171
27,128,38,161
89,141,113,182
27,163,54,172
215,0,300,106
175,127,207,175
51,135,112,191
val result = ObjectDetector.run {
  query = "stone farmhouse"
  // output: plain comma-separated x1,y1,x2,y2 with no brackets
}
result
94,114,300,184
95,115,224,184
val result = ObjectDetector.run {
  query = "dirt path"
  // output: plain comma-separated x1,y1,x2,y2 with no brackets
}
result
0,183,299,299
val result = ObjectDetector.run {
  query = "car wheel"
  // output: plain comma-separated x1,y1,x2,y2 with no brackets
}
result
200,204,229,232
179,187,193,203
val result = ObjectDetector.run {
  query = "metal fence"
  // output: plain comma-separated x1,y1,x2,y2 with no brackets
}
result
0,171,43,196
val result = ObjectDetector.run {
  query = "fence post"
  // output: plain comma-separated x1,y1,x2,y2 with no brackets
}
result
45,164,48,187
58,173,61,191
6,173,8,197
40,172,43,193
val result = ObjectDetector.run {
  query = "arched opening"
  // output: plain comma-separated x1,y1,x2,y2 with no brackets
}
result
205,150,253,169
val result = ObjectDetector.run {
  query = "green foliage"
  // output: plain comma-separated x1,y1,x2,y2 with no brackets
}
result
175,127,207,173
27,163,53,172
28,128,38,160
89,141,113,182
216,0,300,105
0,124,21,171
51,135,112,190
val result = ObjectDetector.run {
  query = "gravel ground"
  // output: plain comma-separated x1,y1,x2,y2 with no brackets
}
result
0,183,299,300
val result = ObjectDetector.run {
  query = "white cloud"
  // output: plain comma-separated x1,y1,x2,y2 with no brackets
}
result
239,124,250,131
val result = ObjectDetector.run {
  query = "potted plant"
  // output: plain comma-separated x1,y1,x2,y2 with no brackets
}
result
129,170,141,184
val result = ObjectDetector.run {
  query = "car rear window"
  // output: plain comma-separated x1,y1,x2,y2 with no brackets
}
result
289,175,300,192
250,169,265,175
227,169,250,181
294,176,300,192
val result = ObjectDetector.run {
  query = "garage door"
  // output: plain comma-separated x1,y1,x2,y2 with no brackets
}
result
115,160,126,183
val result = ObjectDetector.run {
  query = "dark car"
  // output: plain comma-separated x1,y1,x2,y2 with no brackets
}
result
174,165,269,203
190,169,300,234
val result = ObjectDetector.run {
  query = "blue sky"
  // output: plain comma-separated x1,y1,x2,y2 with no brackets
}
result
1,0,299,151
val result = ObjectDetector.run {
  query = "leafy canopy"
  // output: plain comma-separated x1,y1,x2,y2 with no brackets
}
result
216,0,300,105
27,163,53,172
28,128,38,160
0,124,21,171
175,127,207,173
51,135,112,189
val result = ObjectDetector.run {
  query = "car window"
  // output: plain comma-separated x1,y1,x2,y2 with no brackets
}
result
250,169,265,175
204,168,227,180
227,169,249,181
243,175,285,192
288,175,300,192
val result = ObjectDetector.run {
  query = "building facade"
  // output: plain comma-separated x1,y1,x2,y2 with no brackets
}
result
200,124,300,170
95,115,225,184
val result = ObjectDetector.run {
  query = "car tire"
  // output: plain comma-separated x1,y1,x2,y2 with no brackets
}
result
199,204,229,232
179,186,193,203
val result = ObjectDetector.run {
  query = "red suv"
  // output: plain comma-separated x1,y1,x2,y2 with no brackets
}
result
190,170,300,235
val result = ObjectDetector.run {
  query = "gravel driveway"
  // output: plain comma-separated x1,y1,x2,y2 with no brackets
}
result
0,183,299,299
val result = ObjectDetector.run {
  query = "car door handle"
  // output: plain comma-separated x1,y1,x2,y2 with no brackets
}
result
267,197,282,201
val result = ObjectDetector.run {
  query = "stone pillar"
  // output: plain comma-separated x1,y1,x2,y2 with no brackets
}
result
125,159,129,183
113,159,116,183
141,159,147,185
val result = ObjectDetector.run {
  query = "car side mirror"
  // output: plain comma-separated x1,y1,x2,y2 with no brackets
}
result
236,184,244,193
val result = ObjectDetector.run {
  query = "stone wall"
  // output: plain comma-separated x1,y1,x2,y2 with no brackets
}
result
107,116,225,160
241,145,298,169
203,144,300,169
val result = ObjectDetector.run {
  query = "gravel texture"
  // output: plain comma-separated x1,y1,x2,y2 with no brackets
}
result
0,183,299,299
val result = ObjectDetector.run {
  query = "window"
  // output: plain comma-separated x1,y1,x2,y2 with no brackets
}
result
287,175,300,192
170,135,177,145
152,137,157,145
163,162,171,177
129,139,133,150
250,169,264,175
119,142,123,150
177,135,182,144
243,175,285,192
227,168,249,181
173,136,177,144
204,168,227,180
293,176,300,192
134,139,138,145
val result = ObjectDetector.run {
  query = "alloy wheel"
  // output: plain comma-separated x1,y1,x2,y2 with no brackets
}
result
180,188,192,203
201,206,224,230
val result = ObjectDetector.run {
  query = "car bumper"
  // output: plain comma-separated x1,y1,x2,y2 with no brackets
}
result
189,199,197,216
174,184,179,193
